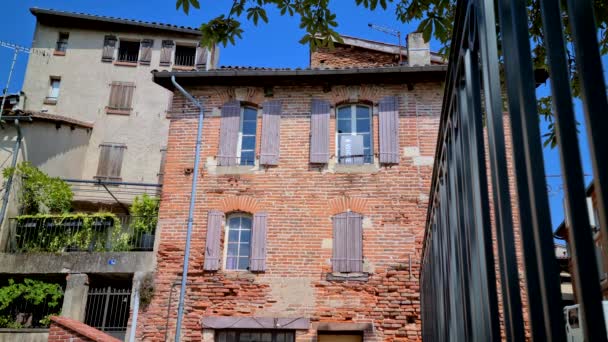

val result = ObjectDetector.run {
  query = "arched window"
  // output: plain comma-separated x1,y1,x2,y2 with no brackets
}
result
225,213,252,270
336,104,372,164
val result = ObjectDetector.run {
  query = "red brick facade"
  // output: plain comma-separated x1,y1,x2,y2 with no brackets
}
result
311,45,399,68
136,76,443,341
48,316,121,342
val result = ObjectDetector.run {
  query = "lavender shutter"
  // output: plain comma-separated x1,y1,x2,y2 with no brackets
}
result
204,210,224,271
309,99,330,163
102,35,117,62
379,96,400,164
347,212,363,272
217,100,241,166
260,100,282,166
332,212,348,272
160,40,174,66
250,212,268,272
139,39,153,65
195,44,208,69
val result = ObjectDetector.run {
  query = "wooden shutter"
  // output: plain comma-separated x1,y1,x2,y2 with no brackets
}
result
217,100,241,166
309,99,330,164
160,40,174,66
332,212,363,273
379,96,400,164
157,146,167,184
195,44,208,69
108,82,135,111
102,35,117,62
260,100,281,166
250,212,268,272
204,210,224,271
139,39,153,65
95,143,126,180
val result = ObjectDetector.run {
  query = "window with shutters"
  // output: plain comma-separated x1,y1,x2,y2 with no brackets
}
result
336,104,373,164
224,213,252,270
95,143,126,181
332,211,364,273
238,107,258,166
106,82,135,114
138,39,153,65
54,32,69,55
44,77,61,105
116,40,140,63
174,45,196,67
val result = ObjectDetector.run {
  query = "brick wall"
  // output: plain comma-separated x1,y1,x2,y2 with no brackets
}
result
310,45,399,68
48,316,121,342
137,80,443,342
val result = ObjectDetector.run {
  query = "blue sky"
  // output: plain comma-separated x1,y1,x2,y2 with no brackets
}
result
0,0,606,234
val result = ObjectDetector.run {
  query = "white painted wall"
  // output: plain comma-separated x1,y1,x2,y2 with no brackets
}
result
21,22,201,183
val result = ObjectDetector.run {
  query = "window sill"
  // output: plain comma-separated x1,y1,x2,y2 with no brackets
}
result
43,98,57,105
53,50,66,56
114,61,137,67
93,176,123,182
326,272,369,282
333,163,379,174
106,108,131,115
209,165,260,175
172,65,196,71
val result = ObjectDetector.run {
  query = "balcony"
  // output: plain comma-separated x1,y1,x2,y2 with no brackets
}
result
6,214,156,253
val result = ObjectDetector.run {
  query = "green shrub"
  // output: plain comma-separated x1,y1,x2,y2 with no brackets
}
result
3,162,72,214
129,194,159,234
0,278,63,328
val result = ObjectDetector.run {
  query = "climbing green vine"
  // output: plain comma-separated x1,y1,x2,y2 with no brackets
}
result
0,278,63,328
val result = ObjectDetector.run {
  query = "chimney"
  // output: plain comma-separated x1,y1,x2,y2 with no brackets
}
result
407,32,431,66
206,44,220,70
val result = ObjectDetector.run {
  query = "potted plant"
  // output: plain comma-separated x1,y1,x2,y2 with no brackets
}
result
129,194,159,250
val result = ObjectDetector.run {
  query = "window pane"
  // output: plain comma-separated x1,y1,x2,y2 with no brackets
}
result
240,151,255,165
362,133,371,149
241,136,256,150
238,257,249,270
337,119,351,134
241,217,252,229
243,108,257,121
226,257,237,270
227,243,238,256
337,106,351,120
242,120,257,135
228,217,240,229
356,118,370,133
356,106,370,119
240,229,251,243
228,229,239,242
240,243,250,256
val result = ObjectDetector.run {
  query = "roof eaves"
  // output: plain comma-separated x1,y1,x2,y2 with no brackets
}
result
30,7,202,36
3,110,94,129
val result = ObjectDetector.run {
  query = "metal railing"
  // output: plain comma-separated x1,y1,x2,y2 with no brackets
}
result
6,215,156,253
421,0,608,341
174,54,195,67
0,294,62,329
116,52,138,63
85,286,131,340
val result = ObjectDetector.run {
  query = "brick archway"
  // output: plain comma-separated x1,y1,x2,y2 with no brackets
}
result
220,196,263,214
328,197,368,216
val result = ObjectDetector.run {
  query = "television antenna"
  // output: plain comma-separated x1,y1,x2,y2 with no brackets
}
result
0,40,40,119
368,23,403,64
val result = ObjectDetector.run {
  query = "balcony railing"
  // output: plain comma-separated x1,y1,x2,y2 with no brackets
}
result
6,215,156,253
174,54,195,67
421,0,608,341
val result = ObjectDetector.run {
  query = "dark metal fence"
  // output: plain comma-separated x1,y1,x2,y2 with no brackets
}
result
84,286,131,339
421,0,608,341
6,215,156,253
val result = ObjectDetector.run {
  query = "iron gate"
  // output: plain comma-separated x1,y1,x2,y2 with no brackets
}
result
420,0,608,341
84,286,131,337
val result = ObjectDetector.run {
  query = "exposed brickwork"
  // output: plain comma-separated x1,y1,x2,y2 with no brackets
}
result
311,45,399,69
48,316,121,342
137,81,443,341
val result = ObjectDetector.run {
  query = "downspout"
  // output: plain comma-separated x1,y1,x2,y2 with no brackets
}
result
171,75,204,342
0,119,23,229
